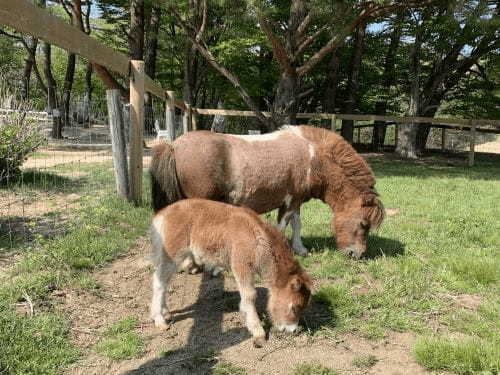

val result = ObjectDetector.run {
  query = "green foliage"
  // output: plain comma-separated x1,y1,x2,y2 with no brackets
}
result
0,112,46,183
294,361,338,375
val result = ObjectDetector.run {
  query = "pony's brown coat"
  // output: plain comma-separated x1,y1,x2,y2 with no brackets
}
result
150,199,312,347
150,126,385,258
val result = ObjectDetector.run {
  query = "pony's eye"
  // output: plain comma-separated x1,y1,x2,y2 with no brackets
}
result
360,220,370,230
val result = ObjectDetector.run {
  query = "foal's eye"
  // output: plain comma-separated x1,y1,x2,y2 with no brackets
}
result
360,220,370,230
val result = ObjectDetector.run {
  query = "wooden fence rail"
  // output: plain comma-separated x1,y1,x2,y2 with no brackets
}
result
0,0,193,203
194,108,500,166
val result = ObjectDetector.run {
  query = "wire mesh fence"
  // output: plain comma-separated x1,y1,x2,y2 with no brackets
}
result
0,92,127,263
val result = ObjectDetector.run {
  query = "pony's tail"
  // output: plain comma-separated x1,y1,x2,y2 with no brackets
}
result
150,142,183,212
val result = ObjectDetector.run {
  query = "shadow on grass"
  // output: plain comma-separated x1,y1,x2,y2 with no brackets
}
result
303,234,405,259
1,170,84,193
0,215,68,253
125,273,269,374
302,295,338,335
368,151,500,181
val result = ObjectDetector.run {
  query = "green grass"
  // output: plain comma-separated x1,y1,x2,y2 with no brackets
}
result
213,361,247,375
294,153,500,374
414,336,500,374
0,162,151,374
94,317,145,360
352,354,378,368
294,361,338,375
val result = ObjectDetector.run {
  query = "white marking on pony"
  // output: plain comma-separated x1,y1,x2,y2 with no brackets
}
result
230,132,283,142
291,212,308,255
283,125,304,139
306,144,315,187
284,194,292,208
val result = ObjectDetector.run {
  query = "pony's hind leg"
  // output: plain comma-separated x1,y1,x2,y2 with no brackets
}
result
150,219,176,329
291,211,308,256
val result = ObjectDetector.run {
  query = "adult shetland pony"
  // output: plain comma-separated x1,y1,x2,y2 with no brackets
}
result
150,126,384,259
150,199,312,347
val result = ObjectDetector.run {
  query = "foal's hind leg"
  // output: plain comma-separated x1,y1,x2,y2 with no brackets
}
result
150,220,176,329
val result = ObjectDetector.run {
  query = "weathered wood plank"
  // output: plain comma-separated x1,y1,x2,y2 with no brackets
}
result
0,0,129,76
106,90,130,200
129,61,145,204
165,91,176,141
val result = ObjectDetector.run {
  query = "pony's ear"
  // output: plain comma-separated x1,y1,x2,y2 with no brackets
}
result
362,194,377,206
289,275,302,292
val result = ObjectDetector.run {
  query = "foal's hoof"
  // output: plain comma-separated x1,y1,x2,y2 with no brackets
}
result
154,320,169,330
253,336,266,348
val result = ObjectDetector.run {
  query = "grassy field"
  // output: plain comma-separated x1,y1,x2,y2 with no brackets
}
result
0,152,499,374
295,153,500,374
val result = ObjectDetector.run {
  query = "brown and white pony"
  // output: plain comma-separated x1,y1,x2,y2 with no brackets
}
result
150,125,385,259
150,199,312,347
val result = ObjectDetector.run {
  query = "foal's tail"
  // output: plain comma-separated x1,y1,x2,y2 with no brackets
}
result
150,142,183,212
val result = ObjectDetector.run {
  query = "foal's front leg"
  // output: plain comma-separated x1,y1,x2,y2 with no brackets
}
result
234,273,266,347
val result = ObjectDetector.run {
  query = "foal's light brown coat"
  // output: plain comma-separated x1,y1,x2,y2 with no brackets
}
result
151,126,384,258
150,199,312,347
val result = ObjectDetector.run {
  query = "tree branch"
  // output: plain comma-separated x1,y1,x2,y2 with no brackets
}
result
170,5,273,129
297,0,437,77
256,9,295,76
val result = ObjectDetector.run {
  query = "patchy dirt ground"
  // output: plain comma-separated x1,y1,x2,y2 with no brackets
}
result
59,237,434,375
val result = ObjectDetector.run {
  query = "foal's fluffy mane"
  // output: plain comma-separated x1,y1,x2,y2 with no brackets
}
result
294,126,385,229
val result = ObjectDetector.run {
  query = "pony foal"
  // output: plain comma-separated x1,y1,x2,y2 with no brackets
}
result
150,199,312,348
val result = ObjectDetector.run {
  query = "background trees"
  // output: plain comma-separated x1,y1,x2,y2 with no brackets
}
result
0,0,498,155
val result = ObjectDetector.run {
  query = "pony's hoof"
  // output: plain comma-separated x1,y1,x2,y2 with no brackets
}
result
253,336,265,348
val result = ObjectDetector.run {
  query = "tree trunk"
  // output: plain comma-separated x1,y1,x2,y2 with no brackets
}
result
43,42,62,139
373,12,404,151
395,19,423,159
144,6,161,135
61,52,76,128
322,47,342,115
129,0,145,60
342,22,367,143
273,71,299,126
21,37,38,101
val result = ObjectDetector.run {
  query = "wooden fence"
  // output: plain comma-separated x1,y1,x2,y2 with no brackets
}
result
0,0,194,204
195,109,500,166
1,0,499,201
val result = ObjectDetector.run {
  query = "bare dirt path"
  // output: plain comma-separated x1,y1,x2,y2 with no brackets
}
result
61,237,433,375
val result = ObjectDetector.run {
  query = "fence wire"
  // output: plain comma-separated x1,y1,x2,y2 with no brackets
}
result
0,94,118,262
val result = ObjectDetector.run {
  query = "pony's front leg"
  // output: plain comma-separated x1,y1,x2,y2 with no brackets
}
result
277,205,294,232
291,211,308,256
234,274,266,347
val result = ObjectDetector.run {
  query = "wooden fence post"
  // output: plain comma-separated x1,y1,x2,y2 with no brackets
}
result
330,114,336,132
106,89,130,200
129,60,145,204
468,120,476,167
165,90,176,141
192,109,198,131
441,128,446,152
183,103,191,134
394,123,399,147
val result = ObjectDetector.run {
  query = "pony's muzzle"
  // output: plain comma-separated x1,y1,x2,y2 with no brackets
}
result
342,247,363,259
